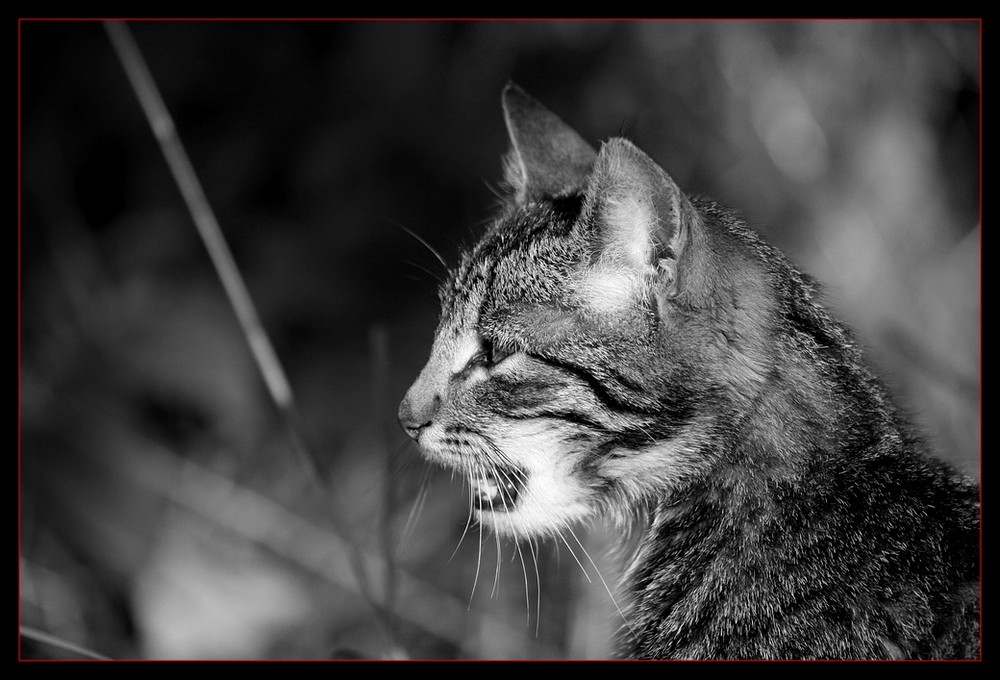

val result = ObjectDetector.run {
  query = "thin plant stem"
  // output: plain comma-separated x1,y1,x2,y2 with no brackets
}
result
102,21,312,476
101,20,394,653
20,626,112,661
369,324,403,654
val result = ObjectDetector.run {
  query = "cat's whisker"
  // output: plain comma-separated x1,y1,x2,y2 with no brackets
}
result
492,455,523,509
403,258,445,288
396,465,433,556
491,516,503,599
567,526,638,645
513,539,532,630
389,438,427,480
449,486,477,564
486,457,536,628
527,537,542,638
632,420,657,445
482,178,506,202
402,273,429,286
485,438,518,469
556,530,592,584
389,219,448,271
449,464,479,562
466,462,487,609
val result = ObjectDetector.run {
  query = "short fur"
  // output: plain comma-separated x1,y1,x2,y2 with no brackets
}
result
398,83,979,659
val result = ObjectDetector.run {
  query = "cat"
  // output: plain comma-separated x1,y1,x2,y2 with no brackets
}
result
397,82,980,660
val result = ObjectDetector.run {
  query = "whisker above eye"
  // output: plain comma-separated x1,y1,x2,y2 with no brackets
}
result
389,219,448,271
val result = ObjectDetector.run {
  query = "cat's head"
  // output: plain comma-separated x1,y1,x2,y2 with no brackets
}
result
398,83,764,538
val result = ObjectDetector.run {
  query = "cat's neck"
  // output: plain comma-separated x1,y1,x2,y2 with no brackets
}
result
616,379,977,660
617,350,905,658
619,458,829,658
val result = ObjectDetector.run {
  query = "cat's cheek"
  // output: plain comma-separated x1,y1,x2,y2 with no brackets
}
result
478,423,597,537
599,431,709,497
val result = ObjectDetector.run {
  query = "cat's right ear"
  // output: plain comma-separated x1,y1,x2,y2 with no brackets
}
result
502,82,597,204
576,138,699,305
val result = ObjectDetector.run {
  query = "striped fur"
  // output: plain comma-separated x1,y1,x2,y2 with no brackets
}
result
398,84,979,659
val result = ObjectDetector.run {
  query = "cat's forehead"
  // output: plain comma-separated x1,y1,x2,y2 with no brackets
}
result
442,199,584,322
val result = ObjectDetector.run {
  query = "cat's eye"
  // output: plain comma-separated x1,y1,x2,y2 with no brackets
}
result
487,340,514,366
473,337,514,368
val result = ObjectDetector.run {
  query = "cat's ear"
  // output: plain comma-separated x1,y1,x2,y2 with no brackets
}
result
502,82,597,203
579,138,695,289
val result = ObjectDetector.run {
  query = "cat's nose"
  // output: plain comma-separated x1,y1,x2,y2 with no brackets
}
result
398,394,440,440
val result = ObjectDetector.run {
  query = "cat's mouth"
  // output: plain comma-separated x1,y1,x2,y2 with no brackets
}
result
472,466,526,512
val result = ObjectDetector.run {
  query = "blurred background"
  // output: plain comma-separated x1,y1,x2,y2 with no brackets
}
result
19,20,979,660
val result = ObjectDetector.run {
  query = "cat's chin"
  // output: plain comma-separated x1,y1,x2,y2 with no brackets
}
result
469,465,596,538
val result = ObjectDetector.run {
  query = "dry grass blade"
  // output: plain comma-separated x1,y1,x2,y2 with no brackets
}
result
20,626,112,661
101,21,305,465
101,19,393,655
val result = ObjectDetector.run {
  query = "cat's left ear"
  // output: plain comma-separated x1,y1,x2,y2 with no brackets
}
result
579,138,696,290
502,82,597,203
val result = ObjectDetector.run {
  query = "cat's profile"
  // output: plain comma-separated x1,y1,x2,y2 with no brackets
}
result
398,82,980,660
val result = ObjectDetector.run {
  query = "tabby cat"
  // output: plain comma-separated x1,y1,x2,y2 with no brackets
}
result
397,83,980,660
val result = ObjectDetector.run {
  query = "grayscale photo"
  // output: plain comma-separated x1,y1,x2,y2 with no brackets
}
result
19,19,980,661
